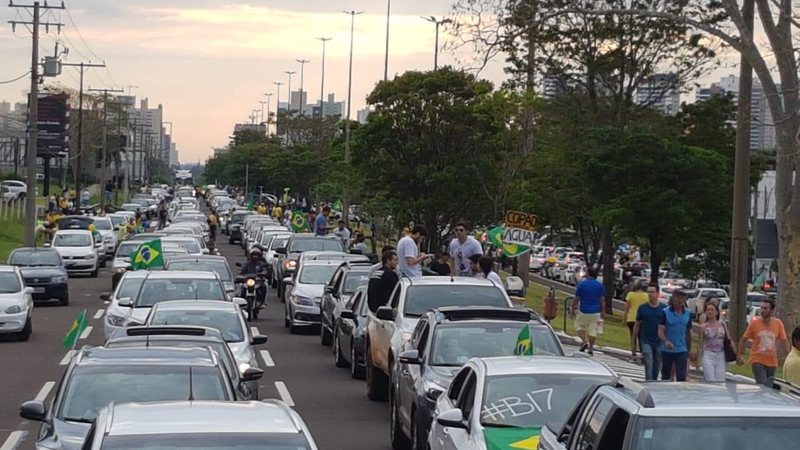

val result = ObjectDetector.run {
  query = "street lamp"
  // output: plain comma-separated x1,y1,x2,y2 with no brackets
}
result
422,16,452,70
342,10,363,226
263,93,273,135
384,0,391,80
259,101,267,123
317,37,332,118
285,70,296,114
273,82,284,136
296,59,310,116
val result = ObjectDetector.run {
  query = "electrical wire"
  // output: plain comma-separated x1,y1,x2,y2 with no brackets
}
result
0,71,32,84
63,5,118,88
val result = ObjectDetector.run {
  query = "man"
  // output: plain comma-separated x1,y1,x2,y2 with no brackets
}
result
783,326,800,386
239,249,268,307
315,206,332,236
738,298,790,386
429,252,452,276
352,233,368,254
80,189,90,208
370,245,395,276
367,250,399,313
571,267,605,356
634,284,667,380
398,225,429,278
157,202,168,230
658,290,692,382
448,222,483,276
207,213,218,250
334,220,351,248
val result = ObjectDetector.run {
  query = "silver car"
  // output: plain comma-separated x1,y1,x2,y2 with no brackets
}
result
102,270,148,340
284,259,343,333
0,266,34,341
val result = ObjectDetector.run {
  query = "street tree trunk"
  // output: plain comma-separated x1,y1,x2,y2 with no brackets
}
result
600,227,615,314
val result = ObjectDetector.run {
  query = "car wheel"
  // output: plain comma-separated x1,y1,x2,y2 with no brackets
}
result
366,345,389,401
59,294,69,306
410,410,422,450
334,329,348,368
17,316,32,341
90,267,99,278
320,317,333,346
351,343,365,378
390,390,411,450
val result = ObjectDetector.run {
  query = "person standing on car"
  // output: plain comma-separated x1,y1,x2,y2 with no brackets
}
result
448,222,483,276
738,298,790,386
697,302,727,381
571,267,605,356
367,250,399,312
315,206,332,236
658,289,692,382
783,326,800,386
397,225,429,278
334,220,351,248
633,284,666,380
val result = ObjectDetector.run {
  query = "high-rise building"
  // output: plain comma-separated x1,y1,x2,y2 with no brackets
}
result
289,90,308,115
542,73,568,101
320,93,344,118
357,108,372,124
636,73,681,116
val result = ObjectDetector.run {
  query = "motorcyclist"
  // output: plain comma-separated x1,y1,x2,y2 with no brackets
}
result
240,248,268,307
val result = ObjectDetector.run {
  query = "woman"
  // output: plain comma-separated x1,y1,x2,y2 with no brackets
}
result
697,302,727,381
478,256,503,286
697,296,720,324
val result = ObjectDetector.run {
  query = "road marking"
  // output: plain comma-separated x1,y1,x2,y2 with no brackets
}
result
59,350,76,366
250,326,260,337
260,350,275,367
34,381,55,402
79,326,93,340
0,431,24,450
275,381,294,406
93,309,104,320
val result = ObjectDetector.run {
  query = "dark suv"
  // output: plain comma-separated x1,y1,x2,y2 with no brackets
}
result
274,233,345,299
7,247,69,305
227,210,255,244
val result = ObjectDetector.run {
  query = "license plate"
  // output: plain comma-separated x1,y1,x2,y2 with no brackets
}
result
32,287,45,293
66,262,76,267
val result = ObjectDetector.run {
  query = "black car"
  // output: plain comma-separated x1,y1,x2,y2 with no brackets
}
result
7,247,69,305
228,210,255,244
333,286,369,379
320,261,372,346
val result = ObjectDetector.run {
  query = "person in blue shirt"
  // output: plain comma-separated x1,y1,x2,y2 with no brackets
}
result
315,206,331,236
571,267,606,356
658,289,692,381
634,283,667,380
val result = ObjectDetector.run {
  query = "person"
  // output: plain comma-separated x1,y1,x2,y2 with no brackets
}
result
737,298,790,387
307,210,317,234
429,253,452,276
633,284,666,380
334,220,351,248
624,282,648,344
370,245,395,275
397,225,429,278
658,290,692,382
80,189,90,208
105,180,114,203
272,203,282,220
239,249,268,305
478,256,503,286
571,267,605,356
352,233,368,254
315,206,332,236
697,302,727,381
468,254,483,278
448,222,484,276
157,202,168,230
367,250,399,313
207,214,218,250
697,295,721,324
783,326,800,386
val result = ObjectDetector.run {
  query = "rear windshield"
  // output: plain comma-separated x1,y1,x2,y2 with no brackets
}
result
403,285,508,317
631,417,800,449
289,238,344,253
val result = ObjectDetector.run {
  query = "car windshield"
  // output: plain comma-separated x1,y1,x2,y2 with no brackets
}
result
631,417,800,449
117,277,145,299
289,238,343,253
109,216,126,227
430,324,563,366
9,250,60,267
54,233,92,247
116,242,145,259
403,285,509,317
702,289,727,298
166,240,201,253
299,265,338,285
148,310,244,342
93,219,112,230
480,374,612,429
135,279,225,306
59,365,227,422
0,272,21,293
344,272,371,294
100,433,312,450
270,237,289,250
168,261,231,281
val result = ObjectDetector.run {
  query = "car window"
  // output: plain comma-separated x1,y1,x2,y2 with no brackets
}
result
135,279,225,306
631,416,800,449
344,272,370,294
430,323,562,366
415,323,431,358
448,367,471,403
345,291,360,310
54,233,92,247
576,397,614,450
403,285,509,317
149,309,244,342
107,340,237,382
270,237,289,250
289,238,344,253
457,371,477,420
9,250,61,267
93,219,112,230
299,265,338,284
116,277,145,299
0,272,22,293
167,261,232,281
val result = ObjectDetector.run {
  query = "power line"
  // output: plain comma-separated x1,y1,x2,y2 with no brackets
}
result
64,5,102,61
63,5,119,87
0,71,32,84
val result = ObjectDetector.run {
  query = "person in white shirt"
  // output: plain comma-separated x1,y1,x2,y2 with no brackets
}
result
397,225,429,278
448,221,483,276
478,256,504,287
334,220,352,248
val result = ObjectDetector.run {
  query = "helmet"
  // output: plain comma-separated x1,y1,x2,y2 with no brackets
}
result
250,248,262,257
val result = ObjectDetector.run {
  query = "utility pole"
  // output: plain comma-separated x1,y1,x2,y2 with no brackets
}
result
422,16,452,70
263,93,273,135
316,37,332,118
9,0,64,246
729,0,754,342
273,82,284,138
296,59,310,116
342,10,363,226
88,87,123,210
285,71,296,115
259,101,267,123
384,0,391,80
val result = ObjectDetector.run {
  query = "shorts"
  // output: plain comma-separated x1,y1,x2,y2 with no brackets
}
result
575,312,601,337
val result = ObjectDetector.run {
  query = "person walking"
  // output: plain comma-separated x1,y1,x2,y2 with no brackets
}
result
624,282,648,347
397,225,429,279
737,298,790,386
448,221,483,276
783,326,800,386
367,250,399,313
571,267,605,356
658,290,692,382
697,302,727,381
478,256,503,286
633,284,666,380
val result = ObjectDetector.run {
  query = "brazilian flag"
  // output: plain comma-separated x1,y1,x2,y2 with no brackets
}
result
485,428,542,449
291,211,308,232
130,239,164,270
514,325,534,356
487,226,530,258
61,309,88,349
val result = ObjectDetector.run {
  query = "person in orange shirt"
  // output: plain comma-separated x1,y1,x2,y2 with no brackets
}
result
737,298,790,386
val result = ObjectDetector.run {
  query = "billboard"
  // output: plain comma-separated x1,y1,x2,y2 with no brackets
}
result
37,93,70,158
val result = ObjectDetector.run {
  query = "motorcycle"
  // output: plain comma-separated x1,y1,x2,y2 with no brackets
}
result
240,272,266,321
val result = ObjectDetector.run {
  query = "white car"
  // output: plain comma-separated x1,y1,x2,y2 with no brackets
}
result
284,260,343,333
563,263,587,285
0,266,34,341
687,288,729,316
92,216,118,256
1,180,27,200
50,229,100,277
102,270,147,340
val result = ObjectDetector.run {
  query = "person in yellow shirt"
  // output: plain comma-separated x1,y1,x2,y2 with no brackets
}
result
625,281,648,359
272,204,283,220
784,326,800,386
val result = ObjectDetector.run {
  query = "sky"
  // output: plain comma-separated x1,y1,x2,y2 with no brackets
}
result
0,0,508,164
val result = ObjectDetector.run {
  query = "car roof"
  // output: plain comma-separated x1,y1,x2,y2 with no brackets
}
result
166,255,228,263
0,265,17,273
103,400,304,436
107,326,226,344
76,346,217,367
143,270,218,280
151,300,238,312
9,247,58,253
402,276,500,287
291,233,337,239
55,229,92,235
476,356,615,377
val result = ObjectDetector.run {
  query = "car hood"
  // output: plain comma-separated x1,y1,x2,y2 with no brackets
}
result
51,418,91,450
424,365,460,387
292,284,325,299
55,247,94,257
125,307,151,325
19,267,65,278
99,230,115,238
0,293,24,308
228,341,252,366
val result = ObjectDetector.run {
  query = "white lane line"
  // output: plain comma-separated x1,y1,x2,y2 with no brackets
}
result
59,350,76,366
260,350,275,367
250,326,260,337
275,381,294,406
1,431,25,450
79,326,93,340
93,309,104,320
34,381,55,402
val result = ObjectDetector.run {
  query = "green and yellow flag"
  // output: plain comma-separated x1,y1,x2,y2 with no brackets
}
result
487,226,530,258
514,325,534,356
484,428,542,450
61,309,88,349
130,239,164,270
291,211,308,232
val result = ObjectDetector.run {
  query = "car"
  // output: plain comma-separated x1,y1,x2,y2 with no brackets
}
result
0,265,34,340
165,255,237,297
274,234,346,300
227,210,255,243
247,224,291,255
91,216,118,256
284,260,343,333
109,238,152,288
428,356,618,450
106,325,263,400
7,247,69,305
392,307,566,449
320,261,373,346
529,252,547,272
119,202,142,213
333,286,370,378
101,271,148,340
50,229,100,277
160,235,205,256
538,378,800,450
687,287,730,316
256,232,292,284
1,180,27,200
562,263,587,285
365,277,516,402
240,214,271,248
83,400,319,449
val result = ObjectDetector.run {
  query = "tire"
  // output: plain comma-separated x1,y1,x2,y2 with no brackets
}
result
17,316,32,341
90,267,99,278
351,341,366,379
100,258,107,268
390,390,411,450
59,294,69,306
229,237,234,245
320,316,333,346
410,410,422,450
366,345,389,401
334,329,348,368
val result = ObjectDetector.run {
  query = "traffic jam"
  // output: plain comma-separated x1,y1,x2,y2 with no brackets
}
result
1,185,799,450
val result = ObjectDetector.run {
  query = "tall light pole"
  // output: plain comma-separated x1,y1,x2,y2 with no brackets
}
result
296,59,310,116
317,37,332,118
263,93,273,135
342,10,363,226
259,101,267,123
285,71,296,114
273,82,284,136
384,0,391,80
88,87,124,210
422,16,452,70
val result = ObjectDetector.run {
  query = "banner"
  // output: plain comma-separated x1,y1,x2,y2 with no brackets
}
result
487,226,530,258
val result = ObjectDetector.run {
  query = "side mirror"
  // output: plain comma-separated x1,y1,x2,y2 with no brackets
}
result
117,297,133,307
202,248,210,255
275,247,287,255
235,262,242,268
251,334,268,345
376,306,394,321
100,293,111,302
241,367,264,382
282,277,293,287
19,400,47,422
233,297,247,309
398,349,421,365
340,309,355,320
325,285,335,294
436,408,467,430
24,286,34,295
